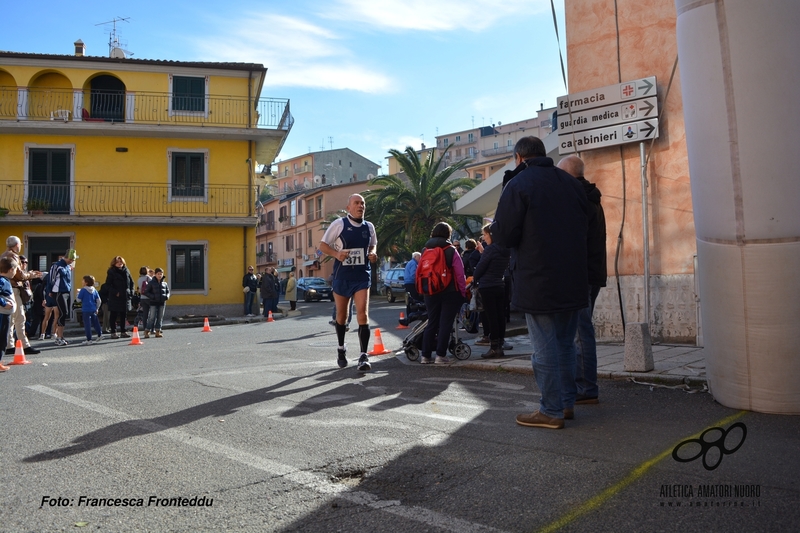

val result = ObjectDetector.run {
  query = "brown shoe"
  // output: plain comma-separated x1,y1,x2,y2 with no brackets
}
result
120,332,131,338
516,410,564,429
564,408,574,420
155,331,163,338
144,331,150,339
575,395,599,405
480,346,505,359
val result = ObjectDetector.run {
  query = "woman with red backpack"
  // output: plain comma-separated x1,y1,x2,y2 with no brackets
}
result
417,222,467,365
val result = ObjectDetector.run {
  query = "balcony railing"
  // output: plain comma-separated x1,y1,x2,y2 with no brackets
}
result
480,145,515,158
0,181,256,217
256,252,277,266
0,87,293,130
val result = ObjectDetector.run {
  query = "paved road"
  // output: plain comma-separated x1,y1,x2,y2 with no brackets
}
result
2,301,798,532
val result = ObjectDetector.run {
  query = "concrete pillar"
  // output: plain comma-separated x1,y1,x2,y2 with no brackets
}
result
675,0,800,413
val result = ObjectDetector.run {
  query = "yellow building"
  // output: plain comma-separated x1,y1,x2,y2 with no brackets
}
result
0,44,292,317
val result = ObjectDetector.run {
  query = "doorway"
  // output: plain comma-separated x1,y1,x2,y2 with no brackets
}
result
26,236,72,274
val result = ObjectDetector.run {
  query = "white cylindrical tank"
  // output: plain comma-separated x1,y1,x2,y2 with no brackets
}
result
675,0,800,413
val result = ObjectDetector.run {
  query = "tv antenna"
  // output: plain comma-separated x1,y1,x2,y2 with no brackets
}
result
96,17,133,58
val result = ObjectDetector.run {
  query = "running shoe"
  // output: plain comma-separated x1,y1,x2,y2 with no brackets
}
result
357,353,371,372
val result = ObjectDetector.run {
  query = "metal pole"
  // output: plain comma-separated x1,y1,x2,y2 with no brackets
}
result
640,142,650,326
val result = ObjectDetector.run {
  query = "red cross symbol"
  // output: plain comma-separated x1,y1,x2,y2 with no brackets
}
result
622,84,634,97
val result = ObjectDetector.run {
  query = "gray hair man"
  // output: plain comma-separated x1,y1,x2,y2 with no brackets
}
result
1,236,43,355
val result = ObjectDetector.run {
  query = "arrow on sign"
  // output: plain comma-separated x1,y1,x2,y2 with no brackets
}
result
640,100,655,116
638,79,655,95
641,121,656,137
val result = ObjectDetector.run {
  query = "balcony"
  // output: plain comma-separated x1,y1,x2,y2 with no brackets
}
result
280,216,297,229
481,145,515,158
256,252,277,266
0,181,257,223
0,87,292,130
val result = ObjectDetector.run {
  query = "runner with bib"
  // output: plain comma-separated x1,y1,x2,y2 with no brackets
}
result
319,194,378,372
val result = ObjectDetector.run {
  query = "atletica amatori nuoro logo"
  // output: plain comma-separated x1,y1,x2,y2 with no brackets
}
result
672,422,747,471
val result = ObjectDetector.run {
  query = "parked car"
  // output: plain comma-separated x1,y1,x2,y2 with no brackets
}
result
296,277,334,302
383,266,406,303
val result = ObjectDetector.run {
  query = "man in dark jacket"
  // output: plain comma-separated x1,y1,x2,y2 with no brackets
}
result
242,266,259,316
260,267,279,318
492,136,593,430
558,155,607,406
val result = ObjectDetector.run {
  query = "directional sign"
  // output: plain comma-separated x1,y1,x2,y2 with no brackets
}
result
558,118,659,155
556,96,658,135
557,75,659,154
556,76,657,114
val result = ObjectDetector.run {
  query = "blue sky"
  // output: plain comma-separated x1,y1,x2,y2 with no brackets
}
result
2,0,567,172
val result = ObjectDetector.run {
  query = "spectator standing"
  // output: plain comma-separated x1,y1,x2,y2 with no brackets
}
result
557,155,607,405
1,237,42,355
41,272,58,340
98,282,111,334
403,251,422,314
135,266,152,330
105,256,134,339
242,266,258,316
48,249,78,346
260,267,279,317
461,240,478,278
418,222,467,365
144,268,170,338
28,266,45,339
473,223,511,359
492,136,592,430
285,271,297,311
0,255,19,370
76,275,102,345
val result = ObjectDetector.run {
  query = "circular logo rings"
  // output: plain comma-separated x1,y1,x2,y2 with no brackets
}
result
672,422,747,471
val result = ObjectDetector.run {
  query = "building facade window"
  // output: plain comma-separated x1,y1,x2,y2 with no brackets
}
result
286,234,294,252
26,145,73,213
455,135,461,142
169,242,206,291
468,133,474,142
169,75,208,115
307,229,313,248
168,149,207,200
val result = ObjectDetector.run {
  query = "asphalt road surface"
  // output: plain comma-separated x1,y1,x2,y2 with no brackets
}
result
2,300,798,532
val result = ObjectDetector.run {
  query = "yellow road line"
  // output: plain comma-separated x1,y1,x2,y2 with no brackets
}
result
535,411,748,533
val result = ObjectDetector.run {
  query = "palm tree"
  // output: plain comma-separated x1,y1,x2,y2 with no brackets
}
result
365,146,480,259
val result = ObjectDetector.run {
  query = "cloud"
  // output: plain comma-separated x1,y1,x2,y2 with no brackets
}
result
322,0,548,32
191,13,392,93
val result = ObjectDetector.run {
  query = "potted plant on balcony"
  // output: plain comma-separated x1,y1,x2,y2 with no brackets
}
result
0,207,9,217
24,198,50,215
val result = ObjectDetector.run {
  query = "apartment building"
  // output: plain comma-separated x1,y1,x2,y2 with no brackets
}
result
0,42,292,317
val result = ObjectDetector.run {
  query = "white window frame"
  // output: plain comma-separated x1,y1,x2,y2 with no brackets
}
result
168,74,209,119
23,143,76,214
167,148,209,203
166,239,209,295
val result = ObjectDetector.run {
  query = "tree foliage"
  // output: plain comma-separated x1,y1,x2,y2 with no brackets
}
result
364,146,481,260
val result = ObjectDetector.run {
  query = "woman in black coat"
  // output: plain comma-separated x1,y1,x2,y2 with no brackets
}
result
105,255,134,338
472,223,510,359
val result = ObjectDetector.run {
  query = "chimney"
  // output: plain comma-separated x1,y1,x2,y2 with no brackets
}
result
74,39,86,57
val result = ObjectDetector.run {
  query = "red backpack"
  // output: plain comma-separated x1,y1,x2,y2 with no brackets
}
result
416,246,453,296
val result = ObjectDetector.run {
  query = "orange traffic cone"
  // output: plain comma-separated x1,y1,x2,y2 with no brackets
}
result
368,328,392,355
397,312,409,329
266,311,275,322
129,327,144,346
202,317,212,332
8,340,32,365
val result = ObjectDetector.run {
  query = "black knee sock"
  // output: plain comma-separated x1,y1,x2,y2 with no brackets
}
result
335,323,346,348
358,324,370,354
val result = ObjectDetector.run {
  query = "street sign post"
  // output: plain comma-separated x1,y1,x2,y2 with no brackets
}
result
557,76,659,155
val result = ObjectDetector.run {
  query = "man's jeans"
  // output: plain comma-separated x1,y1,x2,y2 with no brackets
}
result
575,285,601,398
244,291,255,315
526,310,580,418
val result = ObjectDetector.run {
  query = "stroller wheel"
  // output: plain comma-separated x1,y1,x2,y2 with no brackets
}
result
453,343,471,360
405,346,420,361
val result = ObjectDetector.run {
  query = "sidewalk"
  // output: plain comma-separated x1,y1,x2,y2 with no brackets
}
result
449,313,707,387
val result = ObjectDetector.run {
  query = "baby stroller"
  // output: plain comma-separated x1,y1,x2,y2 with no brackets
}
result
401,297,472,362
